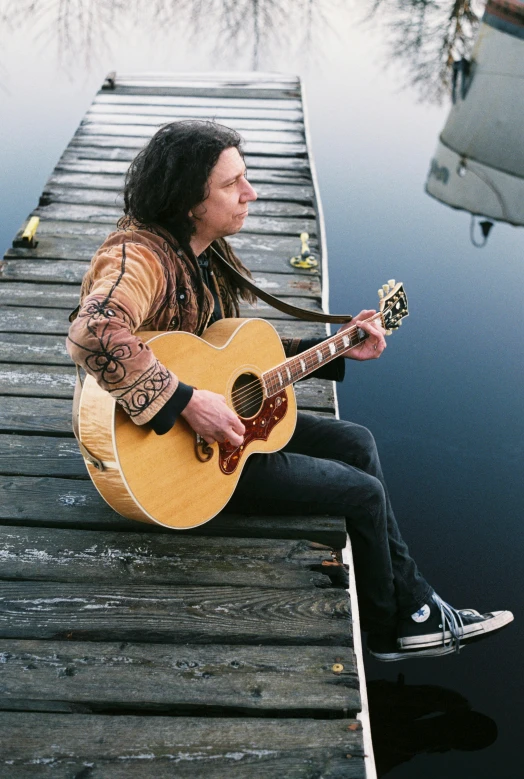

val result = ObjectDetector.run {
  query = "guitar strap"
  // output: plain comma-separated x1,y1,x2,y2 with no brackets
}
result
209,245,353,324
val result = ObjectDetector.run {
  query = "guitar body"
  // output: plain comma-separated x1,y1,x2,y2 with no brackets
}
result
78,318,297,529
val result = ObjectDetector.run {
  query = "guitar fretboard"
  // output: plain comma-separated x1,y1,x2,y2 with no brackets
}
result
263,314,382,397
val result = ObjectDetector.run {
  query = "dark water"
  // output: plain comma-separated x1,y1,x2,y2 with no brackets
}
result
1,2,523,777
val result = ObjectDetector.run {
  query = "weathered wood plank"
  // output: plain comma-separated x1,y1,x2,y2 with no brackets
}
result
0,309,324,337
70,136,308,158
45,176,315,203
114,73,299,87
95,93,303,111
0,475,345,546
0,640,359,715
0,397,72,434
0,259,90,282
110,84,301,100
0,581,352,645
59,149,311,172
86,109,304,129
0,284,323,320
39,188,316,217
0,365,75,398
0,365,334,410
79,123,304,145
0,435,84,477
55,157,311,184
0,527,339,589
0,333,69,364
0,307,70,335
0,713,365,778
32,203,317,236
3,231,320,273
0,285,80,309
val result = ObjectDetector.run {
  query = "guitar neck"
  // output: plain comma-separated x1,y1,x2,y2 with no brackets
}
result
263,313,383,397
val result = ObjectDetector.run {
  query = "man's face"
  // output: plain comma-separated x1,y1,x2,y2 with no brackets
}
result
191,147,257,245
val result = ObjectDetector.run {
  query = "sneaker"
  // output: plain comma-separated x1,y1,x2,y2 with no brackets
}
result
398,593,514,652
367,630,458,662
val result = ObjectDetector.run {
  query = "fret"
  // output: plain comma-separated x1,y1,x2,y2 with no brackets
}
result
263,315,379,398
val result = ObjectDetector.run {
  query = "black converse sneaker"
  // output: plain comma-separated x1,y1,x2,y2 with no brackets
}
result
367,630,457,662
398,593,514,652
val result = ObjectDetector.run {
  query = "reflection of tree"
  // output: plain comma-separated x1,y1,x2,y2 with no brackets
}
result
364,1,486,102
0,0,488,100
0,0,341,72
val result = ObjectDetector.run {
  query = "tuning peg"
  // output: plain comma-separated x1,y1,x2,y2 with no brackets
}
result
378,289,384,299
397,320,402,326
388,279,396,288
382,284,390,294
385,329,392,336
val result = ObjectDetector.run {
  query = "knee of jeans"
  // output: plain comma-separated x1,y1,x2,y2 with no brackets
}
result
344,422,378,465
344,472,386,515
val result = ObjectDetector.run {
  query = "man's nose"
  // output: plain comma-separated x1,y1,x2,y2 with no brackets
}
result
240,180,257,202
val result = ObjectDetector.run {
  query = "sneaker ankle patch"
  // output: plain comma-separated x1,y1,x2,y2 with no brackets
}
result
411,604,431,623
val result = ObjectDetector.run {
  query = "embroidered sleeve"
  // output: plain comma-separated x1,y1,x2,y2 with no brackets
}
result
66,242,178,425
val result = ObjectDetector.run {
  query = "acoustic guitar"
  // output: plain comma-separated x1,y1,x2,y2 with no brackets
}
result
77,281,408,529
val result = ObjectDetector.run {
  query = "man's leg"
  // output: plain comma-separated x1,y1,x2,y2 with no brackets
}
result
228,412,432,633
227,413,513,659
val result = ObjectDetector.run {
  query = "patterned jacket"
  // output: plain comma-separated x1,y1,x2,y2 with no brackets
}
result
67,222,317,427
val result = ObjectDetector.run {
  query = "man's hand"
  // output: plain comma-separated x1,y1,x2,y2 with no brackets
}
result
180,389,246,447
338,309,387,361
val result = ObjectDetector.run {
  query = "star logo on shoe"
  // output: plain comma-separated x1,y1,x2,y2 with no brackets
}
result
411,604,431,623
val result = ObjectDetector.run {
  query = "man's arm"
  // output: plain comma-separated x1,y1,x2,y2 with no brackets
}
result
67,243,186,426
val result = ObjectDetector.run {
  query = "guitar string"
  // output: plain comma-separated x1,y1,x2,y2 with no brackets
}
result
228,322,377,408
229,328,362,404
227,306,399,410
228,326,370,409
227,313,386,406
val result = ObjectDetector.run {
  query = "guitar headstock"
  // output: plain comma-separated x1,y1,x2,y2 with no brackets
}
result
378,280,409,332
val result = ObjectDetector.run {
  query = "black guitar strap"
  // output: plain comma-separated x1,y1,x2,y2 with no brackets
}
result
209,245,353,324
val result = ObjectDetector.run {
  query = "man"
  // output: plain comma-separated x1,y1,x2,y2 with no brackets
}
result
67,120,513,661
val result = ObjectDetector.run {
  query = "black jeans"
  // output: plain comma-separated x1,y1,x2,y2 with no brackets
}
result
227,412,433,633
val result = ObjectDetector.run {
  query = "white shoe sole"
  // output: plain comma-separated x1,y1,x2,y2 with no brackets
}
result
368,643,459,662
399,610,514,650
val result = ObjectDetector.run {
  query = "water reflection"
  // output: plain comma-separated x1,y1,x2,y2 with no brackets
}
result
0,0,341,71
363,1,485,102
368,675,497,777
425,1,524,243
1,0,488,98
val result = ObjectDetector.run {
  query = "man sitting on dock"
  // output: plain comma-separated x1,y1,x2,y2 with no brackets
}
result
67,120,513,661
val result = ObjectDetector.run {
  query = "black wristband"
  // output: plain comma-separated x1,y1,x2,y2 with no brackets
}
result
149,381,194,435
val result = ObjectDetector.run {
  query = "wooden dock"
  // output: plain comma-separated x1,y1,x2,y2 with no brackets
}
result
0,72,372,777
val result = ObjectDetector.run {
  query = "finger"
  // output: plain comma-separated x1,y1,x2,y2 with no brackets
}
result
354,309,376,320
231,416,246,436
359,319,386,341
202,435,216,445
228,432,244,448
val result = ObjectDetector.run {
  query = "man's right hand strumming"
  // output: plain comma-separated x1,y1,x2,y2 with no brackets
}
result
180,389,246,447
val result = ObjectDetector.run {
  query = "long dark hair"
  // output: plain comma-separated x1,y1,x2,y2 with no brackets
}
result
123,120,244,252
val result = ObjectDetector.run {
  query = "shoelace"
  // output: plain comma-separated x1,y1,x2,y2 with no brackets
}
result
432,593,465,653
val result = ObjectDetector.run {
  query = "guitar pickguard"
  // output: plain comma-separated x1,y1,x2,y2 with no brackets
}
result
218,390,288,474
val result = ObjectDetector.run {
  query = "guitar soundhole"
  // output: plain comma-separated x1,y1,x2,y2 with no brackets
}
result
231,373,264,419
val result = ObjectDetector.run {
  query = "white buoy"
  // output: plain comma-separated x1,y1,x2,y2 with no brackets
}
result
426,0,524,228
